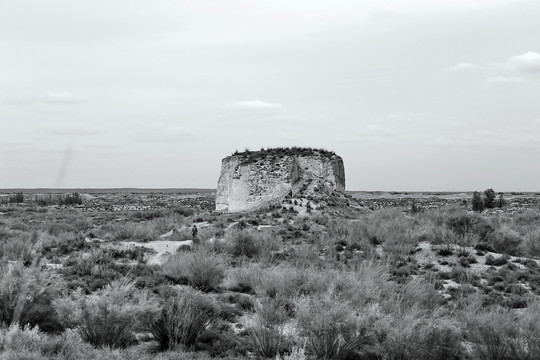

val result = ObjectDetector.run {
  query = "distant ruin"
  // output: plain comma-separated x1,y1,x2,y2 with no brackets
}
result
216,147,345,212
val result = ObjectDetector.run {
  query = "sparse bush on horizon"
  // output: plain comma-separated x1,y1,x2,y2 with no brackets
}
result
34,193,83,206
8,192,24,204
472,191,485,212
471,189,506,212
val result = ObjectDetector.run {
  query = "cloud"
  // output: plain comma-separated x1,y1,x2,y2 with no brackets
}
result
3,97,34,105
5,91,86,105
224,100,312,125
278,131,299,141
262,113,312,124
357,124,397,138
43,92,86,104
225,100,284,109
387,112,464,128
387,112,431,120
507,51,540,73
45,125,104,136
444,52,540,80
460,130,540,147
133,126,197,142
485,76,525,85
0,142,31,149
369,9,399,19
444,62,479,71
425,136,455,147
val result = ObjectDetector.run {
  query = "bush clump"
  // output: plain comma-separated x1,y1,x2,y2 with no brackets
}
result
377,311,464,360
296,295,377,360
161,249,226,292
485,254,509,267
8,192,24,204
35,193,83,206
150,289,218,350
248,298,291,358
465,302,540,360
472,192,485,212
225,229,280,260
54,279,160,348
0,263,65,333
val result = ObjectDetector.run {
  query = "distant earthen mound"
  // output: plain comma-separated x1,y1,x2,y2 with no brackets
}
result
216,147,346,212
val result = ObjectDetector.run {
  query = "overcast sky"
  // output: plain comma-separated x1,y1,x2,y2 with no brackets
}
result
1,0,539,191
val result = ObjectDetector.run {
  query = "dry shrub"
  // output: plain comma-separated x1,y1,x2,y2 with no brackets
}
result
331,260,390,308
226,230,259,258
490,225,523,256
224,261,389,310
248,298,291,357
161,249,226,292
384,278,445,313
111,222,157,242
0,262,65,332
327,219,368,243
425,226,472,247
224,264,323,299
225,229,281,260
0,323,241,360
465,307,515,360
295,295,378,360
0,231,36,263
377,309,464,360
279,345,306,360
150,216,186,235
465,301,540,360
255,266,322,300
364,209,418,256
522,228,540,258
326,219,374,255
0,325,94,360
54,279,160,348
149,289,218,351
0,324,48,354
222,263,262,294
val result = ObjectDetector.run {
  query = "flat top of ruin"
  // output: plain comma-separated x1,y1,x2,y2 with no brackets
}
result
229,147,337,159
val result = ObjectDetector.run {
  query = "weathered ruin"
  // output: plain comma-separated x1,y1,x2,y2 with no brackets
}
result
216,148,345,212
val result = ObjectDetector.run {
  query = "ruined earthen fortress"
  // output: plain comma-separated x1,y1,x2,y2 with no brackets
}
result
216,148,345,212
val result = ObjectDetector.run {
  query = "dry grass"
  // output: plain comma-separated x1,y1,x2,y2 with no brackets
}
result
4,196,540,359
53,279,160,348
161,249,226,292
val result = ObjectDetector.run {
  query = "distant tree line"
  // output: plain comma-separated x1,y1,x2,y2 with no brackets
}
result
472,188,506,212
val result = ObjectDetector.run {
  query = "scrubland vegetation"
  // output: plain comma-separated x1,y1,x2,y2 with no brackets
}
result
232,147,336,157
2,192,540,359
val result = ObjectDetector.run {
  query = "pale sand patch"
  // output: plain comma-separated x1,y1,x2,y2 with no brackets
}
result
120,240,193,265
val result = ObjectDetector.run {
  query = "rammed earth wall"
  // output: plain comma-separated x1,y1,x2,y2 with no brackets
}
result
216,150,345,212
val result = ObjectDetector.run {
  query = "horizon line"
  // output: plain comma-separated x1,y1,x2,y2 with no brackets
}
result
0,188,538,194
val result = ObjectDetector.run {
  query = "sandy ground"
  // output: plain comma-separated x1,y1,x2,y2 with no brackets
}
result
120,240,193,265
